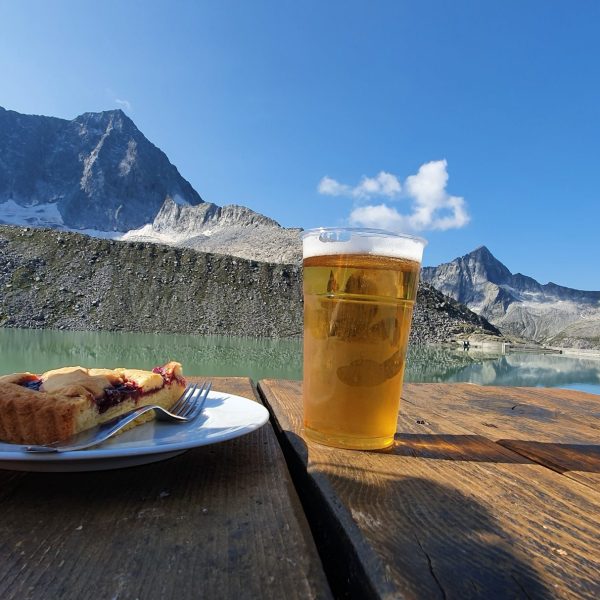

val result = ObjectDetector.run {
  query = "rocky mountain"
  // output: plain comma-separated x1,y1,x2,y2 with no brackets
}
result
410,281,501,344
3,108,592,348
422,246,600,348
0,106,203,231
0,106,302,263
120,197,303,264
0,225,499,343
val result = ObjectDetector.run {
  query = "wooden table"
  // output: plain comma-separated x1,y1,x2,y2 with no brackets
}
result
0,378,331,600
258,380,600,600
2,379,598,599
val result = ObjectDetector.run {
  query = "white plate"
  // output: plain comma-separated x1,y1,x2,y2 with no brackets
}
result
0,391,269,472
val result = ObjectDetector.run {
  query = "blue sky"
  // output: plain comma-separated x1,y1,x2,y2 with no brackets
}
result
1,0,599,289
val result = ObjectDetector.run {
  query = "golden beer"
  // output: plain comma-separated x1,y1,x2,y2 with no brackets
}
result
302,230,424,450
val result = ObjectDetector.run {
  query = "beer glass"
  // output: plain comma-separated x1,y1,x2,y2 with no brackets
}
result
302,228,426,449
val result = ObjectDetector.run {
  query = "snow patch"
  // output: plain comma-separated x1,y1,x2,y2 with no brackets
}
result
0,199,131,239
0,199,64,227
118,224,192,246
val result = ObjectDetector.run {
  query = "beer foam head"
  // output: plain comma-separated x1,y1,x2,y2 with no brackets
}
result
303,228,426,262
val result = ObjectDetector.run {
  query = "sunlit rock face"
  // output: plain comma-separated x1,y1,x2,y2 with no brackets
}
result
422,246,600,348
127,197,303,265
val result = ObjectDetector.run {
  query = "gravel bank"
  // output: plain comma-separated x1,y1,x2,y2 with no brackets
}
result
0,225,500,343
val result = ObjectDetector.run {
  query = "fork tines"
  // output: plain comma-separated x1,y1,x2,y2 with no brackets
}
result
171,383,198,415
180,381,212,421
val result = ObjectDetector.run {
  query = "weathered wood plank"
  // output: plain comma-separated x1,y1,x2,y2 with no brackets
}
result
402,383,599,441
0,377,331,600
512,385,600,415
498,439,600,490
402,383,600,488
259,379,600,600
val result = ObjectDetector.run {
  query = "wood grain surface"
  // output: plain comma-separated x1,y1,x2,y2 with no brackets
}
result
258,379,600,600
0,377,331,600
402,383,600,489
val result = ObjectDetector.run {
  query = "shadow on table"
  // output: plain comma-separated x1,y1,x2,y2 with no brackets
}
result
325,471,554,599
283,431,553,599
388,433,533,463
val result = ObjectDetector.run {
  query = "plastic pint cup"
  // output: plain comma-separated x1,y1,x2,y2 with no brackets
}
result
302,228,426,449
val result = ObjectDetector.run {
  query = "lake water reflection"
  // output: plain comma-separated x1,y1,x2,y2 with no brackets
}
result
0,328,598,395
405,345,600,395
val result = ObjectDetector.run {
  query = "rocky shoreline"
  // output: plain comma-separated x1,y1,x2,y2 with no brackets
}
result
0,225,501,344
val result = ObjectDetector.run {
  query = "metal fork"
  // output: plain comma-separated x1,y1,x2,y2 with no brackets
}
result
25,381,212,453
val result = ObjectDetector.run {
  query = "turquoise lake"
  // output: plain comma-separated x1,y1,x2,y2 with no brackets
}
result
0,328,598,395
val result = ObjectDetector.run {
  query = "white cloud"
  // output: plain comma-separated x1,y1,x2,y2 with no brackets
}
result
354,171,401,198
115,98,132,112
319,160,470,232
405,160,448,206
349,204,410,231
318,176,350,196
318,171,401,199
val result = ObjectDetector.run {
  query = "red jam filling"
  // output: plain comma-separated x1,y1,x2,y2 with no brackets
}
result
152,366,186,386
96,381,142,414
19,365,184,415
152,366,174,384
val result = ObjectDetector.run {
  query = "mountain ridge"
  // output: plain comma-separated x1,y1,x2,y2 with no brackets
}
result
1,107,597,348
422,247,600,348
120,197,303,264
0,106,301,263
0,225,499,343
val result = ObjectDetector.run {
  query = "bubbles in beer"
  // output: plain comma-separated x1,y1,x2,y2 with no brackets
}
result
316,265,405,345
302,229,426,448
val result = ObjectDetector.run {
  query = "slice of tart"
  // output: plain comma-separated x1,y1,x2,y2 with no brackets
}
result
0,361,186,445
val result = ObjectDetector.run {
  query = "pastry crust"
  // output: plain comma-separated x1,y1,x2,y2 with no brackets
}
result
0,362,186,445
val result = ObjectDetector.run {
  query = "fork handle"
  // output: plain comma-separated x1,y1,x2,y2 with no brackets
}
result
25,405,158,453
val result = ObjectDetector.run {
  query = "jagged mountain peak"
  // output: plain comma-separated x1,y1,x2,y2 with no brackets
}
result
79,107,126,118
441,245,499,267
74,108,132,130
0,106,128,122
463,245,503,264
422,245,600,346
457,246,512,284
152,197,282,232
0,107,203,231
469,244,492,255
